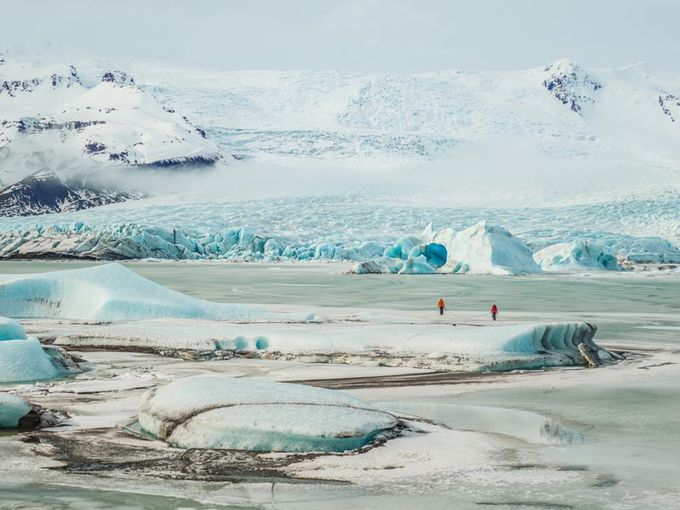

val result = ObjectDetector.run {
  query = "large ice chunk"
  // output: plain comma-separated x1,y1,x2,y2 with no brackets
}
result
138,375,398,452
0,337,59,383
0,317,26,341
0,394,32,429
534,240,622,272
0,263,311,322
437,222,540,275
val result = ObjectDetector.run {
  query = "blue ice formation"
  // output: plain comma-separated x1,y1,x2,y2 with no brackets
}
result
0,317,61,383
138,375,398,452
0,394,32,428
0,263,314,322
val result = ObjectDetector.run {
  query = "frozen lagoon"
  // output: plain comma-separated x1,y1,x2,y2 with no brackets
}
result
1,261,679,509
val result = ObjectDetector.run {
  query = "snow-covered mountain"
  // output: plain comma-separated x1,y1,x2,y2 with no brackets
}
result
0,170,140,217
0,58,222,184
138,58,680,173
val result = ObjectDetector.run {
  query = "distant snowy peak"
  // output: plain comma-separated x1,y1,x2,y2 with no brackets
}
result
101,69,135,87
0,58,222,174
0,170,140,217
0,61,82,97
542,59,602,114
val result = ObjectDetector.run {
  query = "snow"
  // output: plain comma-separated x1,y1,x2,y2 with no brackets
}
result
534,240,623,272
0,263,311,321
0,394,31,429
138,375,397,452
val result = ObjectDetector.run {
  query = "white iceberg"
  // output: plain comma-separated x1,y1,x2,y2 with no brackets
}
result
0,263,312,322
437,222,540,275
534,240,623,272
0,317,62,383
0,394,32,429
138,375,398,452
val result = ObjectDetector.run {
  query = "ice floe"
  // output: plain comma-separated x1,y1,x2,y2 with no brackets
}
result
57,319,611,371
0,263,312,322
138,375,398,452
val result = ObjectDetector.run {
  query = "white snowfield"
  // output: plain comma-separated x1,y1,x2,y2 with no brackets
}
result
0,394,32,429
138,375,398,452
0,316,68,383
0,263,313,322
0,59,220,180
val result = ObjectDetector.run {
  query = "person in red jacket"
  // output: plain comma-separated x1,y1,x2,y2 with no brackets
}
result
491,304,498,321
437,298,446,316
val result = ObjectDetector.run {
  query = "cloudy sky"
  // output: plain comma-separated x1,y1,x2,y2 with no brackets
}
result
2,0,680,72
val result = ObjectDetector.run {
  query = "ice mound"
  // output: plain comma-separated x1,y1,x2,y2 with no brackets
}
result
0,317,66,383
437,222,540,275
351,257,405,274
138,375,398,452
0,263,308,322
0,395,32,429
534,240,623,272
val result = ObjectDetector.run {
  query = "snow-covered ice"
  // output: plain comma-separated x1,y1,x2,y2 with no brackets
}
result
0,263,312,322
0,394,31,428
55,318,609,371
138,375,398,452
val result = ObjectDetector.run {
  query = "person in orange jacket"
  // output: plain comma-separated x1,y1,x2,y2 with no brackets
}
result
437,298,446,316
491,303,499,321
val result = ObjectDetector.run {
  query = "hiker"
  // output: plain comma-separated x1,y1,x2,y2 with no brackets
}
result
437,298,446,316
491,303,498,321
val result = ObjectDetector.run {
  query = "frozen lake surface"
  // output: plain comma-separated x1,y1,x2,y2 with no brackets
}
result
1,261,679,509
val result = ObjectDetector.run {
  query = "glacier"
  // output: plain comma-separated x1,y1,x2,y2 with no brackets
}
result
0,263,313,322
138,375,398,452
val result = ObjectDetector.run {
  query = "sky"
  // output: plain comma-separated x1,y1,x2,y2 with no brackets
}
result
2,0,680,73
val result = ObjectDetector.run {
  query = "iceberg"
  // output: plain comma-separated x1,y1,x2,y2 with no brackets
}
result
437,222,540,275
534,240,623,272
0,263,312,322
59,319,612,371
0,394,32,429
0,317,70,383
138,375,398,452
